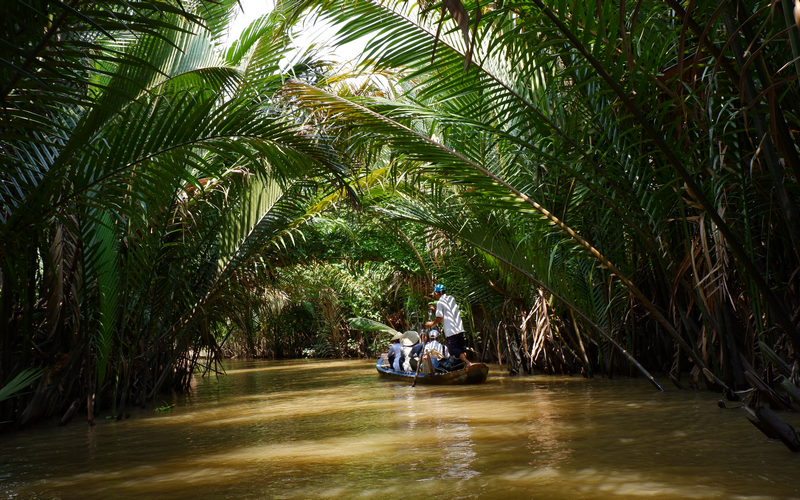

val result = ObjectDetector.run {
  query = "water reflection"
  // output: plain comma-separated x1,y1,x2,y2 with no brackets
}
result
2,360,800,499
437,420,478,480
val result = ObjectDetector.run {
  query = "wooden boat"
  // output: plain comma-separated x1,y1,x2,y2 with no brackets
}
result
375,358,489,385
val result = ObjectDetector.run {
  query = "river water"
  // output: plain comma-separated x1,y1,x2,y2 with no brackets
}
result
1,359,799,499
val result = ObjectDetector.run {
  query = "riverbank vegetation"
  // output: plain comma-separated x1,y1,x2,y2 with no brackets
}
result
3,0,800,444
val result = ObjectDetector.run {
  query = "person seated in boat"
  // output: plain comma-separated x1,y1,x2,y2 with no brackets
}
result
424,330,449,371
387,332,403,371
400,337,416,372
410,331,427,358
408,330,450,375
408,331,428,372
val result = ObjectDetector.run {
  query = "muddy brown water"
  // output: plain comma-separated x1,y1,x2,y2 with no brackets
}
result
1,359,799,499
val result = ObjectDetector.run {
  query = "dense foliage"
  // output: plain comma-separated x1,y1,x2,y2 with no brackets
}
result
0,0,353,427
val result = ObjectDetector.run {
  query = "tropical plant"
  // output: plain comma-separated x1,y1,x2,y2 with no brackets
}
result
278,0,800,395
0,0,353,427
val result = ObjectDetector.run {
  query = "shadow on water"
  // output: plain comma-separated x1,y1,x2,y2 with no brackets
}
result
1,359,800,499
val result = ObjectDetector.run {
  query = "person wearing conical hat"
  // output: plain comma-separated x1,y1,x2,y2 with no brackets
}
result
387,332,403,371
400,336,416,372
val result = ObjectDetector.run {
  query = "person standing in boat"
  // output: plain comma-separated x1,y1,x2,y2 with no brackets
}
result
426,284,472,367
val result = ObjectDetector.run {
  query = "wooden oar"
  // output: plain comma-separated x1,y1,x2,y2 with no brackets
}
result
411,352,427,387
412,309,434,387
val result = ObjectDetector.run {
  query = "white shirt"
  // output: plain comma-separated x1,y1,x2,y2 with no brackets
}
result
424,340,449,358
435,293,464,337
401,345,414,372
389,342,403,371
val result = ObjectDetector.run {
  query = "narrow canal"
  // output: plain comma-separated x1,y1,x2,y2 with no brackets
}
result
1,360,798,499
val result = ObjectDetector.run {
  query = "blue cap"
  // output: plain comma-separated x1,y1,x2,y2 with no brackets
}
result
433,284,445,293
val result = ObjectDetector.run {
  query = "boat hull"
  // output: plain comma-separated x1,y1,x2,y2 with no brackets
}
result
375,358,489,385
